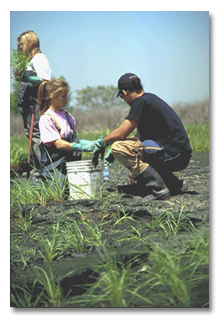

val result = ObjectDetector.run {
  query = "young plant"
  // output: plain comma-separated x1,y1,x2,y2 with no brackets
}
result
68,247,133,307
10,48,29,81
147,206,194,236
84,220,104,248
10,141,28,168
11,283,45,307
38,223,66,262
11,244,37,269
10,171,69,208
34,266,62,307
114,209,137,226
61,220,86,254
12,205,35,237
149,246,190,306
132,233,209,308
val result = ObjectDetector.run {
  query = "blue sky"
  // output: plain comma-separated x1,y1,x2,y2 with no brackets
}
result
10,11,209,106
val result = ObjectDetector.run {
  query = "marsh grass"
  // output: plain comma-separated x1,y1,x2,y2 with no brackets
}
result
10,126,209,308
11,209,209,307
38,223,66,262
10,171,209,308
10,165,71,208
90,249,132,307
10,122,209,170
12,206,35,236
67,246,134,308
10,140,28,168
64,229,209,308
185,122,209,152
147,246,191,306
84,220,105,248
11,283,45,308
33,266,63,307
146,206,195,236
60,221,86,254
144,232,209,307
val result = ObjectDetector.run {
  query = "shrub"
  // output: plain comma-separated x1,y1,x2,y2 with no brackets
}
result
172,98,209,126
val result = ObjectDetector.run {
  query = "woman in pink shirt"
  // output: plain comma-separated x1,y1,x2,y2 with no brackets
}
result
38,78,94,195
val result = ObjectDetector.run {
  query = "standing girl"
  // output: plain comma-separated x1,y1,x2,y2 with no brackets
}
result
38,78,95,193
16,30,52,169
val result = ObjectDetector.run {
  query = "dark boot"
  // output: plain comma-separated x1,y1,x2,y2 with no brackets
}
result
136,165,170,200
157,170,185,195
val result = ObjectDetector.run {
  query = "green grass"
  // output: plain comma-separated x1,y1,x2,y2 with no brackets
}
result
10,122,209,168
83,122,210,154
10,137,29,167
185,122,209,152
10,123,209,308
11,202,209,307
10,174,69,208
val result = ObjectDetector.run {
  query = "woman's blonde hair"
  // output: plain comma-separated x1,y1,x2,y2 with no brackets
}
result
17,30,41,60
38,78,68,115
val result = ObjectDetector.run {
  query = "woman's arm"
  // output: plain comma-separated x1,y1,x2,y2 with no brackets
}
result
52,138,73,151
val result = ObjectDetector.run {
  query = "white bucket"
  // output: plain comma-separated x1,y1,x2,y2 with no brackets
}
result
66,160,104,199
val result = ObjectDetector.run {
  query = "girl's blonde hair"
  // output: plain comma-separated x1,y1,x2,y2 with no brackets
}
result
38,78,68,115
17,30,41,60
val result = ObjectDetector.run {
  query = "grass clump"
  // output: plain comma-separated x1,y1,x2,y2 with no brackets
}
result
38,223,66,263
10,176,67,208
60,221,86,254
67,246,135,308
146,232,209,307
146,206,195,236
10,139,29,168
33,266,63,307
64,230,209,308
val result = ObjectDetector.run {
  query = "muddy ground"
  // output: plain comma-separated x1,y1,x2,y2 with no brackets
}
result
10,153,209,307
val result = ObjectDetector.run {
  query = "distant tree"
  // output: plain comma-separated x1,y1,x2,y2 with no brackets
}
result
74,85,125,110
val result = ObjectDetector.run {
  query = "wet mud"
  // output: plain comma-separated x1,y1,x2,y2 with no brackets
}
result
10,152,209,307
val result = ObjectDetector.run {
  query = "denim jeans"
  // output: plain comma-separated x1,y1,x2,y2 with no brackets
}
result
141,140,191,172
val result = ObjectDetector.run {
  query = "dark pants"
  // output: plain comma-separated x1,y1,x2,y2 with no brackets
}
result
39,132,82,197
141,140,191,172
111,136,191,194
17,80,41,169
18,102,41,168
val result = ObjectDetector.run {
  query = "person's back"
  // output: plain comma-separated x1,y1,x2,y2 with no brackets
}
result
128,92,191,156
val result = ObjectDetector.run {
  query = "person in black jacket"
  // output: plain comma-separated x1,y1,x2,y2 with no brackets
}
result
16,30,52,169
92,73,192,200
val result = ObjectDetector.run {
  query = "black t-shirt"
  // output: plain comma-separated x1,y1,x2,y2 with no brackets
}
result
126,93,191,156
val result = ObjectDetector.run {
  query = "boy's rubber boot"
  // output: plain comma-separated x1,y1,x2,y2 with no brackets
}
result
136,165,170,200
156,170,185,195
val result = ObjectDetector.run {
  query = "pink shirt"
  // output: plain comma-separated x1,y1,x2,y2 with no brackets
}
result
39,109,76,147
